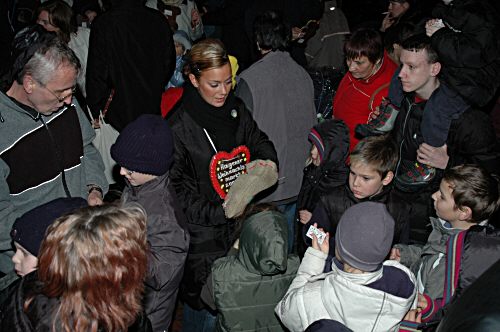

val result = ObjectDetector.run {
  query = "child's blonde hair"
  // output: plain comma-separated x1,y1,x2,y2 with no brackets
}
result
350,135,398,178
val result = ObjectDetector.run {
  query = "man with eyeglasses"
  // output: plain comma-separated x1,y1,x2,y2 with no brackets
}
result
0,25,108,289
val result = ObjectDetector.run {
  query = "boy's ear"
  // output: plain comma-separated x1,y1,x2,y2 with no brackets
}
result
458,206,473,221
382,171,394,186
430,61,441,77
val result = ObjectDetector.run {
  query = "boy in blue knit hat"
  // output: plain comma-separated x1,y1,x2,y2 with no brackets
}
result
10,197,87,277
111,114,189,332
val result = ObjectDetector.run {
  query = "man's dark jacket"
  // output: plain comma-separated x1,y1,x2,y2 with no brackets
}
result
86,0,175,131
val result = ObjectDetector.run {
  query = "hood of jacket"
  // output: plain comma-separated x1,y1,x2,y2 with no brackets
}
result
238,210,289,275
321,260,417,331
312,119,350,171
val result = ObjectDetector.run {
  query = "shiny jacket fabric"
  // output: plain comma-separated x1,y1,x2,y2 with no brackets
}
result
0,272,152,332
308,185,411,248
209,211,300,331
121,172,189,331
168,97,277,309
431,0,500,107
296,119,350,214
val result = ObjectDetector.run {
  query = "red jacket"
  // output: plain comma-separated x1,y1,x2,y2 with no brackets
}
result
333,52,397,151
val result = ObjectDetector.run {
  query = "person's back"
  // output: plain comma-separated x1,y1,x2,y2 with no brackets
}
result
237,11,316,204
276,202,417,331
427,0,500,108
86,0,175,131
207,210,299,331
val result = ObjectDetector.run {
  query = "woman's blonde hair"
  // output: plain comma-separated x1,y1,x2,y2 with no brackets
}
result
37,203,148,332
186,38,230,79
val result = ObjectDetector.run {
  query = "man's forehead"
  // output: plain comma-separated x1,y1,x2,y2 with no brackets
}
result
400,48,428,63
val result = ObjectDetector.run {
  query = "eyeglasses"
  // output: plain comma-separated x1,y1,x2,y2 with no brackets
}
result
39,83,76,103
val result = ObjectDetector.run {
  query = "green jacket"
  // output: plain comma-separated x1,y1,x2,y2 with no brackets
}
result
209,210,300,332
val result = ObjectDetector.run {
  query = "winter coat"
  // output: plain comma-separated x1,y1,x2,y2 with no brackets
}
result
434,233,500,331
275,247,417,332
173,0,204,42
121,172,189,331
305,0,350,70
308,185,411,248
0,94,107,275
168,88,277,309
391,90,500,187
296,119,350,214
394,217,465,300
419,224,500,323
237,50,317,203
68,27,90,97
333,52,397,151
86,0,175,131
0,272,152,332
204,210,300,332
430,0,500,107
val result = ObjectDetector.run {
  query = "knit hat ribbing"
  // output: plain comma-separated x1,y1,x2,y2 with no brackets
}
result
11,197,87,256
335,202,394,272
308,128,325,164
111,114,174,176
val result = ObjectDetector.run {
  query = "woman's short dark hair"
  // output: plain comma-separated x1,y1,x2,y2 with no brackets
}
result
253,10,290,52
344,28,384,64
36,0,77,44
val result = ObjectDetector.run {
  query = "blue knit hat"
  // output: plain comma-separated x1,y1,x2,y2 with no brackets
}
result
11,197,87,256
111,114,174,176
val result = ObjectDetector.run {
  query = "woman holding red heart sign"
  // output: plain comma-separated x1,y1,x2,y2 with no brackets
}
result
167,39,278,331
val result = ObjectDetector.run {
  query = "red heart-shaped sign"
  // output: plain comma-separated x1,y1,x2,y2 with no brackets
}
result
209,145,251,199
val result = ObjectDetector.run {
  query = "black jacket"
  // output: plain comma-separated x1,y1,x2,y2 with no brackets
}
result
296,119,350,213
393,92,500,180
86,0,175,131
168,90,277,309
306,184,411,249
0,272,152,332
431,0,500,107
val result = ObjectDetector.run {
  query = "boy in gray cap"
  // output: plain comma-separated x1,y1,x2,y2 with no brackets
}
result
276,202,417,332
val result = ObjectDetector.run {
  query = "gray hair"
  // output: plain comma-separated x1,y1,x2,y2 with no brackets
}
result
17,38,81,85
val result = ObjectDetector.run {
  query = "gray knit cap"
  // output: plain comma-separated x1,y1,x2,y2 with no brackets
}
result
335,202,394,272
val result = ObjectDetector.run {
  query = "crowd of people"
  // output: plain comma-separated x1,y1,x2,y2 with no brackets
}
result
1,0,500,331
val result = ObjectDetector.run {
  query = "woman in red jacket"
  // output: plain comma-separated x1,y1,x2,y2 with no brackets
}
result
333,28,397,151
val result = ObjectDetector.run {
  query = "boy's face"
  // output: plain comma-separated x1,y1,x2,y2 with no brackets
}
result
432,180,463,224
12,242,38,277
120,167,157,186
349,162,392,199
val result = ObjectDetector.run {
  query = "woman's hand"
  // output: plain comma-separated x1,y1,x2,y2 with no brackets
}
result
298,210,312,225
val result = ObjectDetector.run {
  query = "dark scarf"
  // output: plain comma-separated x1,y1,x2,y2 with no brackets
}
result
183,83,240,152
